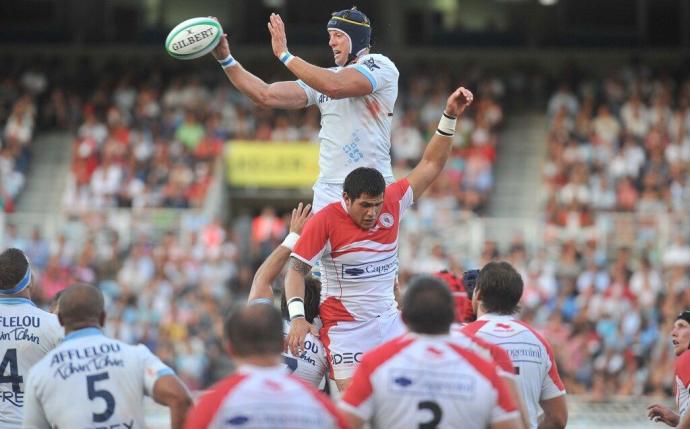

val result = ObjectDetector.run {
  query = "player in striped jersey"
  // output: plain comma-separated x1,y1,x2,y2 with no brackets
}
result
463,261,567,429
339,275,522,429
183,304,347,429
285,86,474,392
648,310,690,428
0,248,62,429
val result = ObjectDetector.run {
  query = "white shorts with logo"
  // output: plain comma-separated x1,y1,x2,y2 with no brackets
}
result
321,310,406,380
312,177,395,213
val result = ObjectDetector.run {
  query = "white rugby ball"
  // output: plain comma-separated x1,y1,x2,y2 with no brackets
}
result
165,17,222,60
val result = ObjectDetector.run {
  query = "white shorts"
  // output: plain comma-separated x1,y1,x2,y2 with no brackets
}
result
312,177,395,213
320,310,406,380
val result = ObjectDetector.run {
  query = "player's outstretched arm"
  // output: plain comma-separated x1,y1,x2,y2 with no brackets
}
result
267,13,372,99
248,203,311,302
406,87,474,199
648,404,680,427
153,375,194,429
538,396,568,429
211,24,307,109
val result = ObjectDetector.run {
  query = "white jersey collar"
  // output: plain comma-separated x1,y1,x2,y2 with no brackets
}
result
477,313,516,322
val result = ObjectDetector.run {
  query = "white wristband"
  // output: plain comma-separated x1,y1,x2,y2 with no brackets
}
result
436,112,457,137
218,53,238,68
281,232,300,251
287,298,305,320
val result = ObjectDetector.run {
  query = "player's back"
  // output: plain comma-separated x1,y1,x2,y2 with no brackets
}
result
0,297,62,428
184,366,346,429
281,320,327,388
24,327,173,429
340,334,518,429
463,315,565,429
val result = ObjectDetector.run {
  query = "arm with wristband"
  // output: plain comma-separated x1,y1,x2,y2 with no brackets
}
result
248,203,312,302
406,86,474,199
209,18,307,110
267,13,372,99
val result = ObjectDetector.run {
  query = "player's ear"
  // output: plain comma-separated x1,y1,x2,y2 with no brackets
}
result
98,311,106,328
226,340,236,358
57,313,65,327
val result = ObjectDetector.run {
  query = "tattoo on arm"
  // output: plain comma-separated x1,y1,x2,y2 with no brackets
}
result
289,257,311,275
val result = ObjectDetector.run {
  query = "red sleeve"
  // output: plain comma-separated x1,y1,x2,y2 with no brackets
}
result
514,320,565,391
292,210,330,266
467,335,514,376
183,374,247,429
677,351,690,388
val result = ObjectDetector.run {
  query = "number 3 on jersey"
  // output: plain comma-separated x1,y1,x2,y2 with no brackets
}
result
87,372,116,422
0,348,23,392
418,400,443,429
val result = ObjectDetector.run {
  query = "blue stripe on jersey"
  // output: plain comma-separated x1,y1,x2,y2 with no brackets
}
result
354,64,377,91
0,297,37,306
64,327,104,342
156,368,175,378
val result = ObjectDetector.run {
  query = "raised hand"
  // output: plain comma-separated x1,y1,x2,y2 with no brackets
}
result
289,202,312,235
444,87,474,118
267,13,289,58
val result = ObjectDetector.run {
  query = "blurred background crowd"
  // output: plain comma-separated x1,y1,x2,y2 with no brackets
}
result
2,54,690,400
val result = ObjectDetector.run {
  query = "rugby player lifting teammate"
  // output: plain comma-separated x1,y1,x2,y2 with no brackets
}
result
0,249,62,429
285,86,474,391
211,7,399,211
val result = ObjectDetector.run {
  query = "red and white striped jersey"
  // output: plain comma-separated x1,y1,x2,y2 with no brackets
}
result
184,365,347,429
292,179,413,325
340,334,519,429
450,323,516,379
676,350,690,418
463,314,566,429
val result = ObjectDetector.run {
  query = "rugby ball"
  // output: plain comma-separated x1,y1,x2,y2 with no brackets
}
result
165,17,222,60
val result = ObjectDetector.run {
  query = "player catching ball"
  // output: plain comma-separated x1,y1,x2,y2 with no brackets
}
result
211,7,399,212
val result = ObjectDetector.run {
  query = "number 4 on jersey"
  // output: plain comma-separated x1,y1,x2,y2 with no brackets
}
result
0,348,23,393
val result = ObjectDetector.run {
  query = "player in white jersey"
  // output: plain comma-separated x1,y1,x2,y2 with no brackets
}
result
0,248,62,429
247,202,328,388
211,7,398,211
339,275,522,429
648,310,690,427
184,304,347,429
22,284,192,429
285,87,474,391
463,261,567,429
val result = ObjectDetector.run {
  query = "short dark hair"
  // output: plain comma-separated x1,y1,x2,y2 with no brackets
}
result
402,275,455,334
343,167,385,201
476,261,523,315
0,248,29,290
224,304,284,357
281,276,321,323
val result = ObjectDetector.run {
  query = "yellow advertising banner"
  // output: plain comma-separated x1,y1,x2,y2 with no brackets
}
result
226,141,320,188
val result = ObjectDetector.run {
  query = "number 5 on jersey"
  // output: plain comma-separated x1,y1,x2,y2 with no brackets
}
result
87,372,116,422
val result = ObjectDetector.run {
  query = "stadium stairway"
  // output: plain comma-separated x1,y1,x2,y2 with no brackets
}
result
485,111,548,245
12,131,72,237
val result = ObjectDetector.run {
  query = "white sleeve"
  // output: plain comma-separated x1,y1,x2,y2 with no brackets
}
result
296,80,319,107
349,54,398,93
137,345,175,396
22,371,50,429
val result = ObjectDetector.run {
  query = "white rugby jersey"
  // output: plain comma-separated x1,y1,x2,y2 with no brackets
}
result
292,179,413,325
676,350,690,418
449,323,516,379
281,320,328,388
183,365,347,429
340,334,519,429
0,297,62,429
463,314,566,429
297,53,399,184
23,327,174,429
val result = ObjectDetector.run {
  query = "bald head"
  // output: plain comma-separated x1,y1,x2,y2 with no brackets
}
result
224,304,283,358
58,284,105,332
